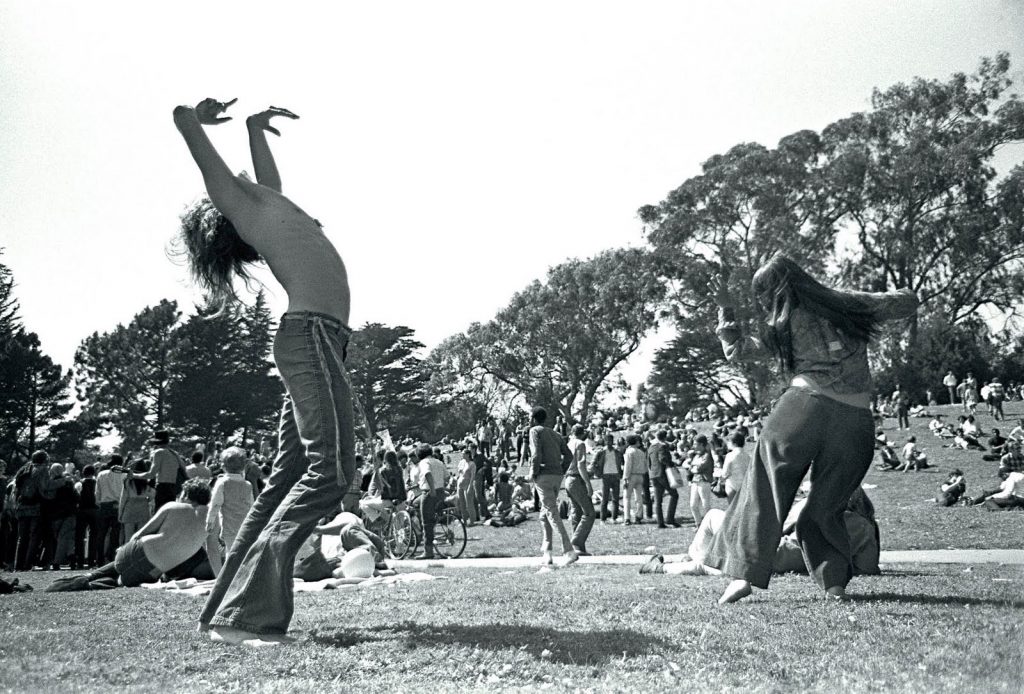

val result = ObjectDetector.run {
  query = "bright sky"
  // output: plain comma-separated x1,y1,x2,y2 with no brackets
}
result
2,1,1023,399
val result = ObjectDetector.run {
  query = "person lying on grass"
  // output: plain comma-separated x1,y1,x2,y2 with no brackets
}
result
46,479,211,591
292,511,389,581
640,488,880,580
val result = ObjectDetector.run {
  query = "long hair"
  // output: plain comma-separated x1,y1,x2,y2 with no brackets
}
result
177,197,260,315
751,253,881,372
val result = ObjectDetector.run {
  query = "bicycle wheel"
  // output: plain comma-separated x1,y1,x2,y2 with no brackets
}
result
387,510,418,559
432,508,467,559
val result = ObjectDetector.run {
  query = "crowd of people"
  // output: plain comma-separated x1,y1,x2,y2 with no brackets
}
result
0,431,272,575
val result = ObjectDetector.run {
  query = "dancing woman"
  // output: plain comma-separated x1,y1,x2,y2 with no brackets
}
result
704,254,917,604
172,98,357,644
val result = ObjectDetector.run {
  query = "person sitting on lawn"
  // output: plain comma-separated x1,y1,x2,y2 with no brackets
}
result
875,434,900,471
982,429,1009,462
1007,418,1024,443
935,469,966,507
899,436,930,472
640,487,880,579
928,414,948,436
998,440,1024,476
963,471,1024,511
47,479,212,591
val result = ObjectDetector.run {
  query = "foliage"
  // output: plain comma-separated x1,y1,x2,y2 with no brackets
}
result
642,54,1024,402
165,292,280,446
74,300,181,451
0,253,72,459
345,323,429,438
0,330,73,458
449,248,665,424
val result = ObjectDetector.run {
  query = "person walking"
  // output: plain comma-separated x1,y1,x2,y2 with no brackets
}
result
563,425,595,555
528,407,578,566
705,253,918,604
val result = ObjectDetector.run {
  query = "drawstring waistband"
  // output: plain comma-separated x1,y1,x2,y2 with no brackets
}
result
310,317,373,488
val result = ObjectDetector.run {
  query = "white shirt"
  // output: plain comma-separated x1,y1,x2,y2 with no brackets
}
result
993,472,1024,500
721,448,749,485
902,442,920,460
95,469,125,504
623,447,647,478
417,456,446,491
943,374,957,387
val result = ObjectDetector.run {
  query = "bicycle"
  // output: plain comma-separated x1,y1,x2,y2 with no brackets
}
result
408,502,468,559
361,497,418,559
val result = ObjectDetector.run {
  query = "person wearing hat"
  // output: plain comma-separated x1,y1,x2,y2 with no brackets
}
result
146,431,187,512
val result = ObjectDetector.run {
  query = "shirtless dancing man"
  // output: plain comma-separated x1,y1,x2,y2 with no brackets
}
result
172,98,357,645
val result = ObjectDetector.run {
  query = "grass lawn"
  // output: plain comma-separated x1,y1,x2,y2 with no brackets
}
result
1,402,1022,692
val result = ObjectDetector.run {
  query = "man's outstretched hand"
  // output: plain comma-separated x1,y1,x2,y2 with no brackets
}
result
194,97,238,125
246,106,300,136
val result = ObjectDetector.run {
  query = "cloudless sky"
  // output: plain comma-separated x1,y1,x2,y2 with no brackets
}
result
2,1,1023,401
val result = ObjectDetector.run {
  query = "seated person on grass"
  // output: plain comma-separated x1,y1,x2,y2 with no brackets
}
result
1007,418,1024,443
982,429,1009,462
875,434,900,471
899,436,930,472
998,440,1024,477
47,479,211,591
292,510,388,580
963,471,1024,511
929,414,953,437
640,487,880,578
935,469,966,507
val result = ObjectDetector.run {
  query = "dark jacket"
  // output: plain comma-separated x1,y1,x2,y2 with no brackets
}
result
529,426,573,478
592,449,624,477
43,478,78,518
647,441,672,478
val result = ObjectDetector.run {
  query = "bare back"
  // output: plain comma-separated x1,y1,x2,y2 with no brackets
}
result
230,179,351,324
138,502,209,572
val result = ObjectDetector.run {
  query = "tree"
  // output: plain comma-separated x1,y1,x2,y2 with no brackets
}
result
345,323,428,438
0,330,72,457
640,133,841,402
165,293,280,446
74,300,181,450
457,248,665,423
0,250,20,341
822,53,1024,344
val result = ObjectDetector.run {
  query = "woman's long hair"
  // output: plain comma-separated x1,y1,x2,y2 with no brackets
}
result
751,253,881,372
177,197,261,315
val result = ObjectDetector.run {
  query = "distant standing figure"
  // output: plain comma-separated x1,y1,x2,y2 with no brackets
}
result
147,431,187,511
942,370,957,405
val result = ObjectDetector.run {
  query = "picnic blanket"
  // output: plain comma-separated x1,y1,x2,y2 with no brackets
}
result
141,571,441,597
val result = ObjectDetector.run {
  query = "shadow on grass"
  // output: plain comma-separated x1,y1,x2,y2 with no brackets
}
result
309,620,673,663
849,592,1024,608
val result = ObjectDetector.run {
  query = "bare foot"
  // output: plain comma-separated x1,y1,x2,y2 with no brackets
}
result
718,579,753,605
561,550,579,567
825,586,847,600
210,626,296,646
541,551,553,565
665,560,706,576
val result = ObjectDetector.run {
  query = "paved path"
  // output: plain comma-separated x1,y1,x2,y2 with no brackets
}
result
394,549,1024,570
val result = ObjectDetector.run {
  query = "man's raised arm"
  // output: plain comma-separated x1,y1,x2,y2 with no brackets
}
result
173,98,252,221
245,106,299,193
